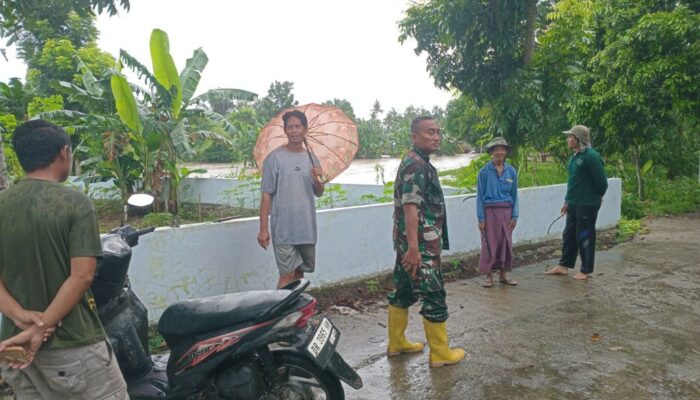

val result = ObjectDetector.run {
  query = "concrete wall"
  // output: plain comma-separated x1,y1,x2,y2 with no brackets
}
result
128,179,621,321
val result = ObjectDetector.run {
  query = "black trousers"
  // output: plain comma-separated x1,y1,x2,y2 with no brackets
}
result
558,204,600,274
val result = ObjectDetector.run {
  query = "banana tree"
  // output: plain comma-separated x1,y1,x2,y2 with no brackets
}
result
39,57,142,204
111,28,257,213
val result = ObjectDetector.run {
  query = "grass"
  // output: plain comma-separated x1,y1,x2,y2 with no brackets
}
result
440,158,567,189
615,218,648,243
440,157,700,221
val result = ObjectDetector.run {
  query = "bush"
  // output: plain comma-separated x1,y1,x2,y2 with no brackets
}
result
143,212,174,228
615,218,647,243
621,193,645,219
644,176,700,216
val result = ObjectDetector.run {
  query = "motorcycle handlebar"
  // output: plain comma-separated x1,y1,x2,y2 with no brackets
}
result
126,226,155,242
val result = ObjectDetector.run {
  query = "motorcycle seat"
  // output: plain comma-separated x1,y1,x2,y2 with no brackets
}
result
158,290,295,336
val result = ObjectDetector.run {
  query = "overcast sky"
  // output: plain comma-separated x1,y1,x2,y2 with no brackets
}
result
0,0,455,119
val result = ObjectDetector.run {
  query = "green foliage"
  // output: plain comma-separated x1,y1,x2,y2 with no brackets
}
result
317,184,348,209
621,193,645,219
365,279,379,293
615,218,646,243
27,94,64,117
399,0,541,147
254,81,298,122
322,98,356,122
0,78,31,120
359,181,394,204
219,172,262,209
143,212,174,228
444,95,493,146
226,106,263,167
441,153,491,188
644,176,700,216
150,29,182,119
355,104,458,159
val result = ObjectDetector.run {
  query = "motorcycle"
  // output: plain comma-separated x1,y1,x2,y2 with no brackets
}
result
92,220,362,399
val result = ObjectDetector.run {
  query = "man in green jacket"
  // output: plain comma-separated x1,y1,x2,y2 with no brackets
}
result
546,125,608,280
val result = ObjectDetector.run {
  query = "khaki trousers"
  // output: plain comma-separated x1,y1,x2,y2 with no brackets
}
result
1,340,128,400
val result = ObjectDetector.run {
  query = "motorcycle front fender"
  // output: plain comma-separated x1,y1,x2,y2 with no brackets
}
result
326,351,363,390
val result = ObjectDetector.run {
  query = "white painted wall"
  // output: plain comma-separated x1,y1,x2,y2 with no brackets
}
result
179,177,466,209
128,179,621,321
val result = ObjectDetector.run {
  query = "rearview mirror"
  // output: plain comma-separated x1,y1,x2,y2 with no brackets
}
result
127,193,155,207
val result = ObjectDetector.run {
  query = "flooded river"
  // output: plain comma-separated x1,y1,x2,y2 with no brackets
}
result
183,153,477,185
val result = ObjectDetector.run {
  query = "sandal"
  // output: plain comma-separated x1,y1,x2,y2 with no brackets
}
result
499,278,518,286
481,279,494,288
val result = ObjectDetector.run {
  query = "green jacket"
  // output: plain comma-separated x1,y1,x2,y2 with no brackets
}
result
565,147,608,206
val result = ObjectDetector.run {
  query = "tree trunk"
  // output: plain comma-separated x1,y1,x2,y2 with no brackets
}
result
632,145,644,201
0,134,9,191
523,0,537,66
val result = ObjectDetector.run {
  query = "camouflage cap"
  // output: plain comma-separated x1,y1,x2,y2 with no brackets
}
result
486,137,510,153
563,125,590,145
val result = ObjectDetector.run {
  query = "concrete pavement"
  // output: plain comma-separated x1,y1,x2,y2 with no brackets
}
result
332,212,700,399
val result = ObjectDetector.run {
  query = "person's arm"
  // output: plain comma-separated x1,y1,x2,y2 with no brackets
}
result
311,166,325,197
402,203,421,279
510,167,519,229
257,192,272,250
0,257,96,367
399,162,428,279
588,152,608,197
476,168,486,230
0,279,46,330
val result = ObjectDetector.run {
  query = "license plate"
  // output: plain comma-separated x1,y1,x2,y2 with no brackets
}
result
305,317,339,367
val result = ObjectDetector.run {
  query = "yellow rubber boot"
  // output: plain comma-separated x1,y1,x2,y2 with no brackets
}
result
422,318,466,368
386,305,425,356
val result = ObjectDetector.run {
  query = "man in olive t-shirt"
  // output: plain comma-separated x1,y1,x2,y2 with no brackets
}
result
0,120,127,399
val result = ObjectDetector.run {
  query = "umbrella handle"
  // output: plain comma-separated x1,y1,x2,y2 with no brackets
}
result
304,138,328,184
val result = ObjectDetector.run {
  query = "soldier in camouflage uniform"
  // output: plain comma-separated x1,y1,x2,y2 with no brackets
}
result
386,116,465,368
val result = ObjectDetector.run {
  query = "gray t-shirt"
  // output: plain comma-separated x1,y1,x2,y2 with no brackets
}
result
261,146,319,245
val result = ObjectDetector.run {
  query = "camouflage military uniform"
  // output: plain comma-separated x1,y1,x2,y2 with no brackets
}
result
388,147,450,323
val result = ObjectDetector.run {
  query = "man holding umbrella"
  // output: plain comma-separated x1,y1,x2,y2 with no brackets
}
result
257,110,325,288
386,116,465,368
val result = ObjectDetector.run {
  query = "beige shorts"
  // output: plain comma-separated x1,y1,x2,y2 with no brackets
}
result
1,340,128,400
273,244,316,275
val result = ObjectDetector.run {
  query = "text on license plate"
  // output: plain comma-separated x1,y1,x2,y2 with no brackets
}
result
307,318,335,358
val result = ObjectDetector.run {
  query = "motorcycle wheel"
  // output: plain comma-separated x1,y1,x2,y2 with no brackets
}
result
266,350,345,400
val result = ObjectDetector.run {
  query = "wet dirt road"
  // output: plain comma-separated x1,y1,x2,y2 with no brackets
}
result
330,212,700,399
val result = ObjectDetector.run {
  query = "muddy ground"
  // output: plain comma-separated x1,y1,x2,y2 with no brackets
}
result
309,229,619,315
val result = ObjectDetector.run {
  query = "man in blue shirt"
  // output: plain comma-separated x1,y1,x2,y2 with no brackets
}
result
476,137,519,287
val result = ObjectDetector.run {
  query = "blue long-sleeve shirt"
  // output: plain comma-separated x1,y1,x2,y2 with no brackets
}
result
476,161,519,222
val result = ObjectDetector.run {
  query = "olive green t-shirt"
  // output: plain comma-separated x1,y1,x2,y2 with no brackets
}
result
0,178,105,349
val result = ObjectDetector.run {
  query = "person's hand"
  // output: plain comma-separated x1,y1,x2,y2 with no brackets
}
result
560,203,568,215
509,219,517,230
401,247,422,280
11,310,56,342
311,166,326,183
12,310,45,331
257,229,270,250
0,325,47,369
478,221,485,231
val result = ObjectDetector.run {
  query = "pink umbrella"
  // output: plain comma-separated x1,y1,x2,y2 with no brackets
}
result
254,103,359,182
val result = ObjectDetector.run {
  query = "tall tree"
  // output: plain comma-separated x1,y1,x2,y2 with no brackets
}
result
254,81,298,122
322,98,356,121
399,0,544,147
370,99,383,120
